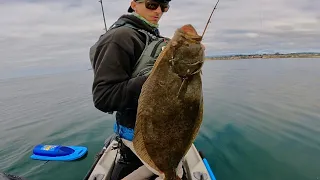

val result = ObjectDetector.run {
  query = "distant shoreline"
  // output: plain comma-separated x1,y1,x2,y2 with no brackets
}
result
206,53,320,60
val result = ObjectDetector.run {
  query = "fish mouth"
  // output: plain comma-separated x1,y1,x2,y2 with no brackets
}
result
179,24,202,41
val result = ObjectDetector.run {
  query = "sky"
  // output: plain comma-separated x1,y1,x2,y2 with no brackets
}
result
0,0,319,78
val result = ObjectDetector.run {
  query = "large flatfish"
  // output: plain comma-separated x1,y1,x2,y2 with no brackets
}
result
133,24,205,180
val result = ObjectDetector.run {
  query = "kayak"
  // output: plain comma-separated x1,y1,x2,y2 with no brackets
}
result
83,133,217,180
0,172,27,180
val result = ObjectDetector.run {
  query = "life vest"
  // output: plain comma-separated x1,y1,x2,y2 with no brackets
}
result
107,19,170,141
108,19,170,78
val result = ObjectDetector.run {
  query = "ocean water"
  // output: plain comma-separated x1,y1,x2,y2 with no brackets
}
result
0,58,319,180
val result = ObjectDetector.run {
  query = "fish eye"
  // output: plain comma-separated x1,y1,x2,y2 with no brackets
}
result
183,42,190,47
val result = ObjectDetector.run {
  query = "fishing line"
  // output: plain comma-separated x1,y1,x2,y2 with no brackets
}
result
258,0,263,54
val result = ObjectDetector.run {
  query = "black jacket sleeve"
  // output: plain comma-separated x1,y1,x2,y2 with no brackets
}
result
91,31,147,113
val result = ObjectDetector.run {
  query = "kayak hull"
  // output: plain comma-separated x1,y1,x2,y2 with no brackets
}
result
83,134,216,180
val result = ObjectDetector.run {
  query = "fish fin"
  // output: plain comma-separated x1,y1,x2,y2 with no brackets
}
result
163,170,181,180
133,123,161,173
192,96,204,140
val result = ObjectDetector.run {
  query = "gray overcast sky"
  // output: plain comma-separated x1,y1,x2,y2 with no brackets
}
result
0,0,319,78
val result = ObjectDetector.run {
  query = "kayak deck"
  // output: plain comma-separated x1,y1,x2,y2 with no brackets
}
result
84,134,216,180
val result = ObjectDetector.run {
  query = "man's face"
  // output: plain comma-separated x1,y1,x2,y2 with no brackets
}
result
131,0,170,24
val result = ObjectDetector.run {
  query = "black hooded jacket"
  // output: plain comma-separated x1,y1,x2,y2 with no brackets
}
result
89,14,162,129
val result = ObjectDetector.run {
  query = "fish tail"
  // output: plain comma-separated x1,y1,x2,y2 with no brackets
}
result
164,171,181,180
163,176,181,180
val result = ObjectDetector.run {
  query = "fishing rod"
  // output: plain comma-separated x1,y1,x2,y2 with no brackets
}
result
202,0,220,38
99,0,107,31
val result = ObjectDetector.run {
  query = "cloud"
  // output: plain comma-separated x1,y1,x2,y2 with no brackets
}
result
0,0,319,78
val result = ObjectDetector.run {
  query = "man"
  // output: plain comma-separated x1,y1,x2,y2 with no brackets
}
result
89,0,180,179
0,172,27,180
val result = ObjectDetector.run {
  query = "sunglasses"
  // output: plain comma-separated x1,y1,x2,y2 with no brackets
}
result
136,0,170,12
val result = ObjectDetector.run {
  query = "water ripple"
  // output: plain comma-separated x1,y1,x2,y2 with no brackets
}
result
1,59,320,180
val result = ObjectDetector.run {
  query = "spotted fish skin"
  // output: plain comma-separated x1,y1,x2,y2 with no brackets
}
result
133,24,205,180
